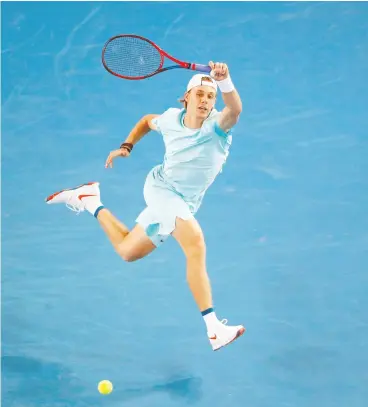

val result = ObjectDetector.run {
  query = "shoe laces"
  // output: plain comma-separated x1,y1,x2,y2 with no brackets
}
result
65,196,83,215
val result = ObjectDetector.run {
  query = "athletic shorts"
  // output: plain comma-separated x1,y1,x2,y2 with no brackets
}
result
136,166,196,247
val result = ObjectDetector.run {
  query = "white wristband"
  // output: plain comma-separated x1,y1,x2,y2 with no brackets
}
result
216,76,235,93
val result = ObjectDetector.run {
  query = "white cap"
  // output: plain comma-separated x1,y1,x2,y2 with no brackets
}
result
186,74,217,92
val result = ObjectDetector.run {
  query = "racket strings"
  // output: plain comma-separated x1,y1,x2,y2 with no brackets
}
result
103,36,162,78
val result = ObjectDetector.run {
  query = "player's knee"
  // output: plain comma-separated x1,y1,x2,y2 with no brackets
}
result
184,233,206,258
121,253,137,262
119,247,138,263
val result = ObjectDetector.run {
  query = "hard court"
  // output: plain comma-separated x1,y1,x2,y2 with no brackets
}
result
2,1,368,407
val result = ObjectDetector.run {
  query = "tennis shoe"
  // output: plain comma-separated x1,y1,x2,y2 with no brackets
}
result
208,319,245,351
45,182,100,214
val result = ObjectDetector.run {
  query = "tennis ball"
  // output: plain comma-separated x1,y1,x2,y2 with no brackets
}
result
98,380,113,395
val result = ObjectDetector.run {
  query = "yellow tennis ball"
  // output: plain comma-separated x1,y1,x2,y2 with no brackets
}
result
98,380,113,395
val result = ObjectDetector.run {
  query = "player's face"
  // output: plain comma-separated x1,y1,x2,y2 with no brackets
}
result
186,86,217,118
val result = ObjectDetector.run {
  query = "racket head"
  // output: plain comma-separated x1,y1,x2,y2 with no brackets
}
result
102,34,166,80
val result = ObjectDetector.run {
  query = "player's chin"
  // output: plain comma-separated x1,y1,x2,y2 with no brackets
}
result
197,108,209,116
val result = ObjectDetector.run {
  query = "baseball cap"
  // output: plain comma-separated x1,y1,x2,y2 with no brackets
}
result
186,74,217,92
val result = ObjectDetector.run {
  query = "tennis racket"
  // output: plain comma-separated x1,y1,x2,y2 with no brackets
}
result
101,34,212,80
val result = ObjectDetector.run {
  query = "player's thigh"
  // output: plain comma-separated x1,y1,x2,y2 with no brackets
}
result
172,217,206,257
119,224,156,262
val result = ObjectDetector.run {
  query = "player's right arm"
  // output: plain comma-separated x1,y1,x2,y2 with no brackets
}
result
105,114,160,169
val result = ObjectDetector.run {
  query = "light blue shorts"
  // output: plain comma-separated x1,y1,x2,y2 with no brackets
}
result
136,166,196,247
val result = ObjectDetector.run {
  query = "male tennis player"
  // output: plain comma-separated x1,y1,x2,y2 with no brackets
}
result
46,61,244,351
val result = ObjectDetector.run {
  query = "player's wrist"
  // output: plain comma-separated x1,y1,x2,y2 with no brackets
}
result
120,142,134,153
216,76,235,93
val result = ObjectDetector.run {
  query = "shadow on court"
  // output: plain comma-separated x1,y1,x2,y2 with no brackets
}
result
2,355,203,406
114,375,203,404
2,355,86,407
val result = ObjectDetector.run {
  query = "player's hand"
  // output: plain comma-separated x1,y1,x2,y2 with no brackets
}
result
105,148,130,169
209,61,229,81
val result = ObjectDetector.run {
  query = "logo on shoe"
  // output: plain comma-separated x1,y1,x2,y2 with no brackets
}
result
78,194,97,200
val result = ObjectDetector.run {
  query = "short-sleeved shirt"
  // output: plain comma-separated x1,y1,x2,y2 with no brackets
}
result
151,107,232,206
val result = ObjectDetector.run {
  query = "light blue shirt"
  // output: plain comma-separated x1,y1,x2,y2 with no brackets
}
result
152,108,232,209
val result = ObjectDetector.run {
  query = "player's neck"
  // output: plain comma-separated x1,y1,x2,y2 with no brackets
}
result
183,113,205,129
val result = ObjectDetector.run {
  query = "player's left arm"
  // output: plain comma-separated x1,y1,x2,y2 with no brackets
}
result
209,61,242,133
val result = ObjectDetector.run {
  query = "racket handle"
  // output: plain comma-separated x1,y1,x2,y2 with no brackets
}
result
191,63,212,73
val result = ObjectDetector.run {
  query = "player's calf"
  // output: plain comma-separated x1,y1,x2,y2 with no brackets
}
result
46,183,156,262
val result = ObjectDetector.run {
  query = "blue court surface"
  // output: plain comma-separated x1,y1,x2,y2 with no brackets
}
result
2,1,368,406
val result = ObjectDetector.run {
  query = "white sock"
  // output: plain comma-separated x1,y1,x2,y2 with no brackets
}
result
203,311,222,333
82,195,103,216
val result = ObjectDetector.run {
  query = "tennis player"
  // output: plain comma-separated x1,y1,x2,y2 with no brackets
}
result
46,61,244,351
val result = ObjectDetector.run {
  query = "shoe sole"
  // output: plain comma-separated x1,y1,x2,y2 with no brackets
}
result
45,182,98,203
214,326,246,351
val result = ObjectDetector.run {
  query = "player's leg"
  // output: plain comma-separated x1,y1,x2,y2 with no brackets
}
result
172,217,212,311
95,166,170,261
45,182,156,262
96,208,156,262
172,216,245,351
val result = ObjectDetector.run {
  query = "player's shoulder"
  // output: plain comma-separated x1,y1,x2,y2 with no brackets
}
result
158,107,184,124
161,107,183,117
203,108,231,138
151,108,183,131
202,108,221,127
206,108,221,121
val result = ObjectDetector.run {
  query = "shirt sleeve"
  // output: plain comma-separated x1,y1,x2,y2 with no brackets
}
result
151,115,162,134
204,112,232,138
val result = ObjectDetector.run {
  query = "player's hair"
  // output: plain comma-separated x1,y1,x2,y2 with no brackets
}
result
178,94,189,109
179,76,214,109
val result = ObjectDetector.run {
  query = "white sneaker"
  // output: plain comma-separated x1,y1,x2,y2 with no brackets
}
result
45,182,100,214
208,319,245,351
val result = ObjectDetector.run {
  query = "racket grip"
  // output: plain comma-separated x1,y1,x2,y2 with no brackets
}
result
191,63,212,73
